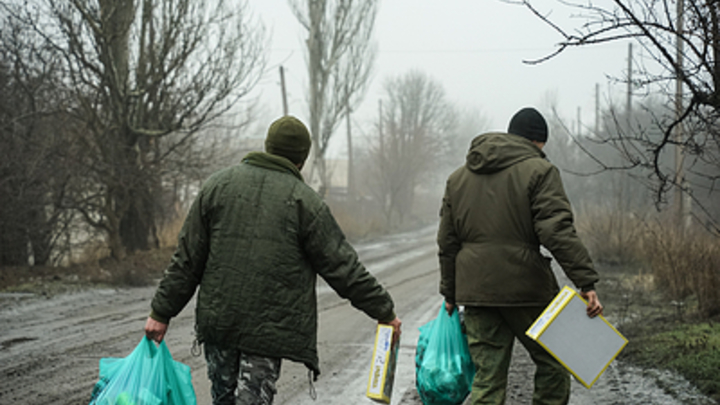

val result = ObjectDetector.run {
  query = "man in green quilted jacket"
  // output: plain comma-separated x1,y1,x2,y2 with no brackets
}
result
144,115,402,405
438,107,602,405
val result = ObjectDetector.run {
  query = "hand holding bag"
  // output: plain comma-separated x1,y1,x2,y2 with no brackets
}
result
415,303,475,405
88,337,196,405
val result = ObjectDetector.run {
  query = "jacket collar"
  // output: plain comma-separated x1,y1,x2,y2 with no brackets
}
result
242,151,304,182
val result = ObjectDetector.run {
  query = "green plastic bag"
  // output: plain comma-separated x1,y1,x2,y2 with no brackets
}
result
88,337,197,405
415,303,475,405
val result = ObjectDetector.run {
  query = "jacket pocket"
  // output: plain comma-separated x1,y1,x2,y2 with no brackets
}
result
196,267,229,331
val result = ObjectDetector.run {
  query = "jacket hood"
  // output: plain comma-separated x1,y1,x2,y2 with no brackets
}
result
466,132,545,174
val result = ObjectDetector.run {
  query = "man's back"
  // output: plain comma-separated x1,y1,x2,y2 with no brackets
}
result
153,151,395,374
447,132,547,247
440,132,563,306
153,152,327,368
439,132,597,307
146,115,401,404
201,157,318,280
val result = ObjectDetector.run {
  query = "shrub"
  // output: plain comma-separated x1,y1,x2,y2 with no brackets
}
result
575,205,645,266
578,207,720,318
641,222,720,317
326,196,388,241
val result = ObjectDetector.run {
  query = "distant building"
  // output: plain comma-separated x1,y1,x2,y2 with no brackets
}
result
325,158,348,195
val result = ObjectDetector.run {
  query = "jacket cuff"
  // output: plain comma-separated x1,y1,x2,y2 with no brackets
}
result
580,284,595,293
440,291,455,305
149,310,170,324
378,311,397,324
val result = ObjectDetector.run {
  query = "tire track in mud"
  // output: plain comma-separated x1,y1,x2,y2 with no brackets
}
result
0,286,202,405
2,226,715,405
0,228,437,405
2,291,133,404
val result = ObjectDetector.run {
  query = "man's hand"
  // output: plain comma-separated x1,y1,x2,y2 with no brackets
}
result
381,316,402,344
145,317,169,343
580,290,603,318
445,301,456,316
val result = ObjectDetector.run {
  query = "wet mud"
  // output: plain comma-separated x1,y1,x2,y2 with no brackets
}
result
0,228,716,405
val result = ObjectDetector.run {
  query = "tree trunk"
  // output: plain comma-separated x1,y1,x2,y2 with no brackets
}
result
0,217,28,266
99,0,160,258
27,207,53,266
118,184,159,253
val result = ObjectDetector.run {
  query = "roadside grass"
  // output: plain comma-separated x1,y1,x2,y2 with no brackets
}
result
620,321,720,402
596,262,720,402
1,213,184,293
579,211,720,403
0,247,173,294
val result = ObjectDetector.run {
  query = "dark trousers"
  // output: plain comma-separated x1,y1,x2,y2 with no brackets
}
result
464,306,570,405
204,343,282,405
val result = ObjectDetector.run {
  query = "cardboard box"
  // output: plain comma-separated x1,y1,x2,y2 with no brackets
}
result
526,285,628,388
366,324,399,403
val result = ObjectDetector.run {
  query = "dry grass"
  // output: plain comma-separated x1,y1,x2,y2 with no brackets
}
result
578,209,720,318
326,190,442,241
157,208,186,248
576,205,645,265
640,222,720,317
326,198,388,241
587,215,720,401
0,247,173,293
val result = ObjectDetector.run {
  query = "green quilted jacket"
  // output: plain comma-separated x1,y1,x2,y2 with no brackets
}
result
438,133,598,307
150,152,395,376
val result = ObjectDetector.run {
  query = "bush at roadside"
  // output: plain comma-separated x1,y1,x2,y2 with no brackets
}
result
578,209,720,402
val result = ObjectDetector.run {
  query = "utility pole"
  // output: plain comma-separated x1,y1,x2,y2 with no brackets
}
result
378,99,384,160
626,43,633,127
576,107,582,137
595,83,600,136
345,84,354,199
674,0,690,227
279,66,289,116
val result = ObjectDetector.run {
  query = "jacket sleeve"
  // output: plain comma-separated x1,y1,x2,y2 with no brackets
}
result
437,185,461,304
150,188,210,323
531,165,598,291
302,203,395,323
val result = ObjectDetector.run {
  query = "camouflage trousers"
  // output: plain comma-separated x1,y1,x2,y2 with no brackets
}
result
464,306,570,405
204,343,282,405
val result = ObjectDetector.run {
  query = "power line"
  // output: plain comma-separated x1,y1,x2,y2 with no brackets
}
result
269,44,627,55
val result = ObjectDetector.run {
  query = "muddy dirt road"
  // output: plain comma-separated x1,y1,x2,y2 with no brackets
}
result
0,227,715,405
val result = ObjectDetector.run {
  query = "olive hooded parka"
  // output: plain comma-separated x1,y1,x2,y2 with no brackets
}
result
150,152,395,378
438,132,598,307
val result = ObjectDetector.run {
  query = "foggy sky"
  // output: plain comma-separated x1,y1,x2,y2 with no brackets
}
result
249,0,631,156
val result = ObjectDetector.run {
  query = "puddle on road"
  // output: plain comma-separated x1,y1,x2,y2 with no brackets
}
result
570,360,717,405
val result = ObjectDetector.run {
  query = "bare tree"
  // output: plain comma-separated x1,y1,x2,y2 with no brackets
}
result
4,0,266,260
0,8,79,266
440,106,491,178
516,0,720,232
364,71,457,228
289,0,378,195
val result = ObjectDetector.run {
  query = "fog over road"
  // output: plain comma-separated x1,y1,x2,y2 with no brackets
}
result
0,226,714,405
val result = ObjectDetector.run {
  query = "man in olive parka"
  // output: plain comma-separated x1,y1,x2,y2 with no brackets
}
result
144,116,402,405
438,107,602,405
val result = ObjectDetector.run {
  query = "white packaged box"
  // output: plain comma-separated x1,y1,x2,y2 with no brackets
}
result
526,285,628,388
366,324,399,403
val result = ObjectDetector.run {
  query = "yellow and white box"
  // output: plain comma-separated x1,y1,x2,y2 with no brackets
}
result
366,324,399,403
526,285,628,388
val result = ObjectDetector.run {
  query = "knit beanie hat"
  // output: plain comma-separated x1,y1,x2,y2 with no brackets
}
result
265,116,312,164
507,107,548,143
